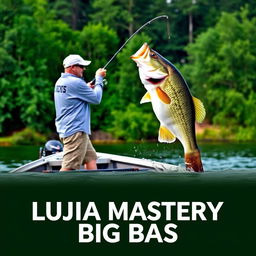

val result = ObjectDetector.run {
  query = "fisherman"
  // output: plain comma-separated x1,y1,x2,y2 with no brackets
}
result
54,54,106,171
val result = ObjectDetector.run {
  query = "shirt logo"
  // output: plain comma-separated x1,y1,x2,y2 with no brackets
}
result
55,85,67,93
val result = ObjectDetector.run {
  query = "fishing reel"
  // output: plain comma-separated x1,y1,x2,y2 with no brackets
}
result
39,140,63,158
103,79,108,86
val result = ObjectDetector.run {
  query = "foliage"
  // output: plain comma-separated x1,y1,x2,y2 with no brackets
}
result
0,128,46,145
11,128,47,145
0,0,80,134
197,126,234,141
79,23,120,130
90,0,134,36
108,103,158,141
182,6,256,139
79,23,119,80
115,33,152,108
0,0,256,141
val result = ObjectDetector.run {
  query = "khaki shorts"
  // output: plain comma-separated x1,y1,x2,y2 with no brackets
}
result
60,132,97,170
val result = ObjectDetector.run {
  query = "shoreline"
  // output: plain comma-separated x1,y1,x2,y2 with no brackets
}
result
0,124,255,146
1,137,255,147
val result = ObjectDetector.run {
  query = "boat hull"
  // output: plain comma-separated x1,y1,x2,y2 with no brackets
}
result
11,152,181,173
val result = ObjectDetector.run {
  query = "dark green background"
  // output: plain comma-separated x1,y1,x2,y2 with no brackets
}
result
0,172,255,256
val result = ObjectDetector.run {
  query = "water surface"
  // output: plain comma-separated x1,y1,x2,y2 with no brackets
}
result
0,142,256,185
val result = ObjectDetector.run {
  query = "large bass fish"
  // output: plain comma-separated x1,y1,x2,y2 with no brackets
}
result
131,43,206,172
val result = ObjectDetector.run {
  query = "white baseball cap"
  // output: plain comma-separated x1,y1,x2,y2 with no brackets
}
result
63,54,91,68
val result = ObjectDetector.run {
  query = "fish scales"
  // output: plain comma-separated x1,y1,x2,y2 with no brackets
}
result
172,72,197,152
163,67,197,152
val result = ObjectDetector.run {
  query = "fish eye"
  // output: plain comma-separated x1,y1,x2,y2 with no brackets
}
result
150,52,158,59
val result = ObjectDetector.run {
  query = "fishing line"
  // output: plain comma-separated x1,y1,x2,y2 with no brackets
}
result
92,15,170,83
103,15,170,69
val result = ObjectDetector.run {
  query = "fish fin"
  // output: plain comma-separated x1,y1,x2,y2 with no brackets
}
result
185,150,204,172
158,126,176,143
140,92,151,104
156,87,171,104
192,96,206,123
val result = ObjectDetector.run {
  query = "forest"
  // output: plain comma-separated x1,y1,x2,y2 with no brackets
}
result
0,0,256,142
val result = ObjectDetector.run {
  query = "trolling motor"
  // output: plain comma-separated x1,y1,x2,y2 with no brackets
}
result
39,140,63,158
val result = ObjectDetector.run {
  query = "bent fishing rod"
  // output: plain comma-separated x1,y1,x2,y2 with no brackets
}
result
91,15,170,84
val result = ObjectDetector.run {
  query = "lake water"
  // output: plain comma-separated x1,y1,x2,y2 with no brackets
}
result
0,142,256,183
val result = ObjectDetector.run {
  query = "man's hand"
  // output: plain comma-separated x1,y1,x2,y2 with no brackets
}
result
96,68,107,78
87,81,95,88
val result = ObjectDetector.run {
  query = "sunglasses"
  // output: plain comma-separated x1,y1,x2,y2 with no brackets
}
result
74,65,85,69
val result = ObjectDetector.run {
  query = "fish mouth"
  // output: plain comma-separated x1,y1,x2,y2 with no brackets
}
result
146,76,167,85
131,43,149,60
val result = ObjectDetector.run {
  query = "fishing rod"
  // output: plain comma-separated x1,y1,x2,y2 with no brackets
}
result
91,15,170,83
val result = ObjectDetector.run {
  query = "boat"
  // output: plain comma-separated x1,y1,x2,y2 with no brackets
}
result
11,151,181,173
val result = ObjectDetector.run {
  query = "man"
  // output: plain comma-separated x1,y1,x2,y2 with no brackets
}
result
54,54,106,171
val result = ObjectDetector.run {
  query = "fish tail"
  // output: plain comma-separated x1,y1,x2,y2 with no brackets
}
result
185,150,204,172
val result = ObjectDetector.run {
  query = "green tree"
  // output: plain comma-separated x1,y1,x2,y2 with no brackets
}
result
0,0,79,133
79,23,119,80
79,23,119,130
90,0,135,37
183,7,256,137
1,0,256,140
49,0,91,30
114,33,152,108
108,103,158,141
103,34,161,140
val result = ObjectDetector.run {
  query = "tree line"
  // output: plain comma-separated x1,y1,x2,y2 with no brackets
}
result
0,0,255,141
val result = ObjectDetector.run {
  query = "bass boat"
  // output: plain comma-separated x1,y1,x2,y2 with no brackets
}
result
11,151,180,173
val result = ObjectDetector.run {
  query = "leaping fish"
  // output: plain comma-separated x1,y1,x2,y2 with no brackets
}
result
131,43,206,172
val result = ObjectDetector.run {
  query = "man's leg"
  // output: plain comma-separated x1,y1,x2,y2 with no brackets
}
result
83,135,98,170
84,159,97,170
60,132,86,171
